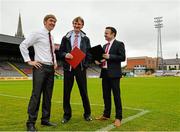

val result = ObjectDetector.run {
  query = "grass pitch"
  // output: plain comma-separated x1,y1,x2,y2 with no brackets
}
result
0,77,180,131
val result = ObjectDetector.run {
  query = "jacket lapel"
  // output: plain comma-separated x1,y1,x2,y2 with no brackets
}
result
67,37,72,50
109,39,116,54
80,37,83,50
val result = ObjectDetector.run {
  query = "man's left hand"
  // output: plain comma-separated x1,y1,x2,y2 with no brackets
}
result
102,54,110,59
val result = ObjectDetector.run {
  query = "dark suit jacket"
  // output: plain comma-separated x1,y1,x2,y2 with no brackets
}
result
59,30,91,71
100,39,126,78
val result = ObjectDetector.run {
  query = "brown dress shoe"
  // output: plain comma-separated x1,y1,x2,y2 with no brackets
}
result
113,119,121,127
95,115,109,120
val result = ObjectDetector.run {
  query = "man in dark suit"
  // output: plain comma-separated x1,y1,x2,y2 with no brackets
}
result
59,16,92,123
95,27,126,127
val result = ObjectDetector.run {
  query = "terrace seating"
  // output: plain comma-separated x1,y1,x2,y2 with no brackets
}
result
0,62,23,77
13,62,32,77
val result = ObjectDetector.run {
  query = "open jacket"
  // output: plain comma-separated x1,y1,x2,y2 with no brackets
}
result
58,30,91,71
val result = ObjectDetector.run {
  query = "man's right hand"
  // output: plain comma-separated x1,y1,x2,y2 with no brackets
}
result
65,53,73,60
27,61,42,69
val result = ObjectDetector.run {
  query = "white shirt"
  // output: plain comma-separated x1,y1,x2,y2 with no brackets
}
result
102,38,115,68
19,27,57,65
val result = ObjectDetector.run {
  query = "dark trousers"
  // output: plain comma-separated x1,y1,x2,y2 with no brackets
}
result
63,66,91,119
27,64,54,125
102,77,122,120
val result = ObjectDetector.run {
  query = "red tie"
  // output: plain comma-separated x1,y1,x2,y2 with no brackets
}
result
48,32,54,64
73,34,79,49
102,43,110,67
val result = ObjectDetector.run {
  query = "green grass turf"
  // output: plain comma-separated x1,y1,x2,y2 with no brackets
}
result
0,77,180,131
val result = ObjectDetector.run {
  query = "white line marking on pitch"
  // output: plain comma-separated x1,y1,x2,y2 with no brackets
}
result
0,93,150,131
0,93,145,112
96,110,149,131
0,93,27,99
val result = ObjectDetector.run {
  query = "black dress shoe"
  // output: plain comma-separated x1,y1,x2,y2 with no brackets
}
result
27,123,36,132
41,121,57,126
84,116,93,121
61,118,70,124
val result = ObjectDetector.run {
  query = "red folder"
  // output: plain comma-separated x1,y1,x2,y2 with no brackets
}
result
65,47,86,69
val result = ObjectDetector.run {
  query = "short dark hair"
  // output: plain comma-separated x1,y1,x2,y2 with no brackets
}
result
106,26,117,37
72,16,84,25
43,14,57,23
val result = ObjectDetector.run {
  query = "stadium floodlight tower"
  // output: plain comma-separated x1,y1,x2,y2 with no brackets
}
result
154,16,164,71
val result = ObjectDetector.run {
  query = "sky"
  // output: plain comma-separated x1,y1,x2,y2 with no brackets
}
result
0,0,180,64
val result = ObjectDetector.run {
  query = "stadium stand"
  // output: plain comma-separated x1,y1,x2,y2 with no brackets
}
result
0,61,23,77
12,62,33,77
87,66,101,78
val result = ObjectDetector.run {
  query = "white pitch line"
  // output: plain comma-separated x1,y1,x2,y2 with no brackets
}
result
0,93,145,112
96,110,150,131
0,93,27,99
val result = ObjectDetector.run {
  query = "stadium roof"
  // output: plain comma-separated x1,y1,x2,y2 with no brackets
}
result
0,34,24,45
163,59,180,65
0,34,25,56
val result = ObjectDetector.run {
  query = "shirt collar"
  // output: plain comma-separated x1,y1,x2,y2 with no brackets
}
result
66,30,86,38
42,26,50,34
108,38,115,45
72,31,80,37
